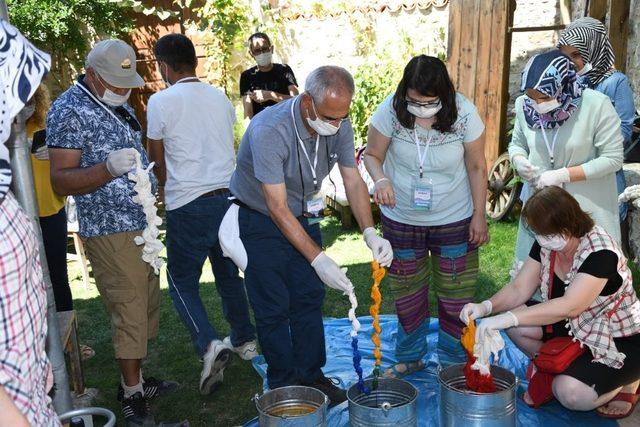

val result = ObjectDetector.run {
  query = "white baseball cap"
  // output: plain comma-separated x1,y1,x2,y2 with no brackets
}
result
86,39,144,88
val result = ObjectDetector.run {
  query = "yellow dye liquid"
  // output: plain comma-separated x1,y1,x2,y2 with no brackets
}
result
268,403,318,417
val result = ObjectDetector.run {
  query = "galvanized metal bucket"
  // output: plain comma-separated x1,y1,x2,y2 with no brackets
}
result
347,378,418,427
438,363,518,427
254,386,328,426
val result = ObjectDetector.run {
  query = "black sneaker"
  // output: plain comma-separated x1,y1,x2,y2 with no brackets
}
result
118,376,179,402
303,376,347,407
121,392,155,426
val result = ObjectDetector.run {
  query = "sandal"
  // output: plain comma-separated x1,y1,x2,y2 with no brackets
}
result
382,360,425,379
597,388,640,419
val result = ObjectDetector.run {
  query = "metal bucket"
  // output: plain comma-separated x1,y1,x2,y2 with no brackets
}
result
438,363,518,427
255,386,328,426
348,378,418,427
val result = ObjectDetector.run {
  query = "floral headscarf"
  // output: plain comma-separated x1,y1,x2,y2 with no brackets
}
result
520,50,586,130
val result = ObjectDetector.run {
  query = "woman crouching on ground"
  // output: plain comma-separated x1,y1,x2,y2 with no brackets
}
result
461,186,640,419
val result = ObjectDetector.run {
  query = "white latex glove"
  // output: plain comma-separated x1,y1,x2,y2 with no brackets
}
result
311,252,354,295
475,312,519,343
619,184,640,209
459,300,492,325
536,168,570,189
34,145,49,160
472,329,505,375
363,227,393,267
106,148,138,177
512,155,540,181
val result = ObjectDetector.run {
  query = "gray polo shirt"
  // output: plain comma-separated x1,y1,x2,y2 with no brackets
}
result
230,96,356,217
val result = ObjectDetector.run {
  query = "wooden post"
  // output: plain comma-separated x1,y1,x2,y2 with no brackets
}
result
608,0,630,72
588,0,608,23
446,0,513,168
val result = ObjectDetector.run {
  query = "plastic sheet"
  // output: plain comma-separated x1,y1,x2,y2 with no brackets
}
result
245,316,617,426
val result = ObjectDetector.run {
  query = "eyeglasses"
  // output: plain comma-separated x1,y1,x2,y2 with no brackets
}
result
251,46,272,55
405,98,440,108
310,97,350,125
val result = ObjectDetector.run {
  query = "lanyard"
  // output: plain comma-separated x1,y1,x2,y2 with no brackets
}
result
538,121,560,168
76,82,135,141
291,99,320,191
413,128,433,179
175,77,199,84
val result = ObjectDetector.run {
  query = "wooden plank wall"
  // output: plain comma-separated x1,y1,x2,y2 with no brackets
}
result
447,0,512,167
608,0,631,73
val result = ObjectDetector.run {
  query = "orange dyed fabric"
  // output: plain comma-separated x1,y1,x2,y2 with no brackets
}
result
369,261,385,370
461,317,496,393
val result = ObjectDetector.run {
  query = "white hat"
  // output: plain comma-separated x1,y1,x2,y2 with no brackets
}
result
218,203,248,271
86,39,144,88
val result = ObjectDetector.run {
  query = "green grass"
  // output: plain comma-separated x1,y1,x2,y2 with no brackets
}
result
69,216,635,426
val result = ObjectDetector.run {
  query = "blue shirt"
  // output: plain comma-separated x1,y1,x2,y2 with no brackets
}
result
46,78,155,237
594,71,635,145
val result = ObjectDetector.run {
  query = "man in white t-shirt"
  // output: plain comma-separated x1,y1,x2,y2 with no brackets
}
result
147,33,256,395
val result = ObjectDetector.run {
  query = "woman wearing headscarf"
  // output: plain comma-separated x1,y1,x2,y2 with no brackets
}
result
558,17,635,222
508,50,623,269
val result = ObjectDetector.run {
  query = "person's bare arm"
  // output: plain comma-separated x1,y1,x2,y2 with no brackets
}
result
513,273,608,326
0,386,29,427
148,138,166,202
243,95,254,119
463,134,489,245
262,182,322,262
488,257,542,313
340,165,375,232
288,85,299,96
49,148,112,196
364,126,394,207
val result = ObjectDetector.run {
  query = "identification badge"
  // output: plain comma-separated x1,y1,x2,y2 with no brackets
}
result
303,193,326,225
412,176,433,210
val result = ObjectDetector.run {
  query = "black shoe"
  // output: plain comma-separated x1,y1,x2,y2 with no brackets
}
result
303,376,347,407
118,376,179,402
121,392,155,426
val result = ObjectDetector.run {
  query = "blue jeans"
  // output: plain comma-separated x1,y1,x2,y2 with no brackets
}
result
166,193,255,357
616,169,628,222
239,207,326,389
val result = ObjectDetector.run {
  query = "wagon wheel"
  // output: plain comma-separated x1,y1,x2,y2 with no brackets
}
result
486,153,522,221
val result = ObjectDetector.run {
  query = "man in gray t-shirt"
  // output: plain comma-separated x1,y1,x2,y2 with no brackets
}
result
229,66,392,405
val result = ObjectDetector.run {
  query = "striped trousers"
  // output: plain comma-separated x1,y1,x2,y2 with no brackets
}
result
381,214,479,364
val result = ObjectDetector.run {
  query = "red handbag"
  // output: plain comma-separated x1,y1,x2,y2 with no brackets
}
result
533,251,585,374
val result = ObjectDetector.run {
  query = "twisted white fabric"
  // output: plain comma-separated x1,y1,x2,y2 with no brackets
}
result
619,184,640,209
347,290,361,338
128,153,164,274
472,329,505,376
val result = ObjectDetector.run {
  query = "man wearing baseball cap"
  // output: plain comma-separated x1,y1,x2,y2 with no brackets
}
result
47,39,177,426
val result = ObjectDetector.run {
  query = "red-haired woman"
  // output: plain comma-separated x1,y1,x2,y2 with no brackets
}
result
461,187,640,419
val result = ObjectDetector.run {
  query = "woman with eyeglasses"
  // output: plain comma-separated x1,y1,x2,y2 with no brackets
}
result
461,187,640,419
508,50,623,274
364,54,489,375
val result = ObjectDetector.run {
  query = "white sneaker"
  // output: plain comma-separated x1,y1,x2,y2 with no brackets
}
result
223,336,259,361
199,340,231,395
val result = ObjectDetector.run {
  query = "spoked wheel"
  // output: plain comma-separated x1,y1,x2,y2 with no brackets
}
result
486,152,522,221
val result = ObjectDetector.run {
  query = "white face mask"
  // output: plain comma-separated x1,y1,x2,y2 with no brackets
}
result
531,98,561,115
306,98,340,136
536,234,568,251
407,102,441,119
255,52,272,67
95,74,131,107
577,62,593,76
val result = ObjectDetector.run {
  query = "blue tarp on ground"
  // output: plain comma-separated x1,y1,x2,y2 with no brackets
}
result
245,315,617,426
